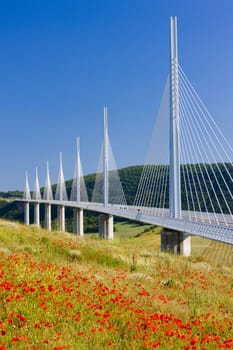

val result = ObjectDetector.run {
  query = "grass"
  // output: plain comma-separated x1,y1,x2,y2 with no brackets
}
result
114,221,153,239
0,219,232,349
114,221,233,267
191,236,233,267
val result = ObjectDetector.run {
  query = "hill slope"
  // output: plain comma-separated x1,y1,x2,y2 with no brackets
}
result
0,219,232,349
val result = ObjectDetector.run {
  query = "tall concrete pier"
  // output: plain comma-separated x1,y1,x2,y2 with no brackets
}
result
73,208,84,236
99,213,114,240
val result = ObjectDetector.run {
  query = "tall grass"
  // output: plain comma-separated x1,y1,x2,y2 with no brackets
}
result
0,219,232,349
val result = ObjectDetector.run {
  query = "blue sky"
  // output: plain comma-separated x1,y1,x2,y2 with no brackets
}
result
0,0,232,191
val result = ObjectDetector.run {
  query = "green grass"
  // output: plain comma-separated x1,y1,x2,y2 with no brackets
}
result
114,221,154,239
115,221,233,267
191,235,233,267
0,219,232,349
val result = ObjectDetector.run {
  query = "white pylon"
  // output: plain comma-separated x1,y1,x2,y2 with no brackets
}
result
71,137,81,203
76,138,81,203
55,152,68,201
70,138,88,202
23,171,31,200
43,161,53,200
32,167,41,200
103,106,109,207
169,16,181,219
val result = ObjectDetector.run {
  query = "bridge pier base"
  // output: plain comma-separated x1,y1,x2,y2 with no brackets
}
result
99,214,114,240
73,208,84,236
161,230,191,256
24,202,30,225
45,204,51,231
34,202,40,227
57,205,65,232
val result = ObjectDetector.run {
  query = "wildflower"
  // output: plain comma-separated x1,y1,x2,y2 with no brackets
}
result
48,284,55,291
16,314,27,323
34,322,42,328
77,331,84,336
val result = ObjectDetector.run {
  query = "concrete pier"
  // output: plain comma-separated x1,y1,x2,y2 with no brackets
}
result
99,213,114,240
34,202,40,227
73,208,84,236
45,204,51,231
24,202,30,225
161,229,191,256
57,205,65,232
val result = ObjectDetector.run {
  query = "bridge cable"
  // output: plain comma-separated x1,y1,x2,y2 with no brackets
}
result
179,65,232,224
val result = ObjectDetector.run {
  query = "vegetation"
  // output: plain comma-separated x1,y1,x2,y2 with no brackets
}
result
0,163,232,231
0,219,232,349
0,191,23,199
128,163,233,212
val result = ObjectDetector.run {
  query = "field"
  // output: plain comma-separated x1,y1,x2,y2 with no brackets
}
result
0,219,232,349
115,221,233,267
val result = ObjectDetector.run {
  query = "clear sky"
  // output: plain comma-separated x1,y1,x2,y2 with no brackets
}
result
0,0,232,191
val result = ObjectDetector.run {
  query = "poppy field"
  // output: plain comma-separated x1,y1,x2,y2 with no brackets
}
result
0,220,232,349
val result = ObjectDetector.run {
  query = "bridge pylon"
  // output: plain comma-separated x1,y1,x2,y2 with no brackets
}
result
44,161,53,231
32,168,41,227
169,16,181,219
55,153,67,231
99,106,114,239
161,16,191,256
103,106,109,208
23,171,31,225
73,138,84,236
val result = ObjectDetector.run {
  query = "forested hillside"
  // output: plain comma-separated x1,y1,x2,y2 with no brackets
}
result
0,163,232,232
0,165,144,232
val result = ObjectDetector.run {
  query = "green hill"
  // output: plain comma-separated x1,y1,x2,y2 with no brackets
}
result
0,165,144,232
0,163,232,232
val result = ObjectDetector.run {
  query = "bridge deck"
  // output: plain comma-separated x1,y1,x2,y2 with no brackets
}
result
17,199,233,245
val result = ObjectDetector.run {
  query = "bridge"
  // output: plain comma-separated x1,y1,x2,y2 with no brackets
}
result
21,17,233,256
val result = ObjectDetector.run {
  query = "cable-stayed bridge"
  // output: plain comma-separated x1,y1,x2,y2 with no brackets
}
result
21,17,233,255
